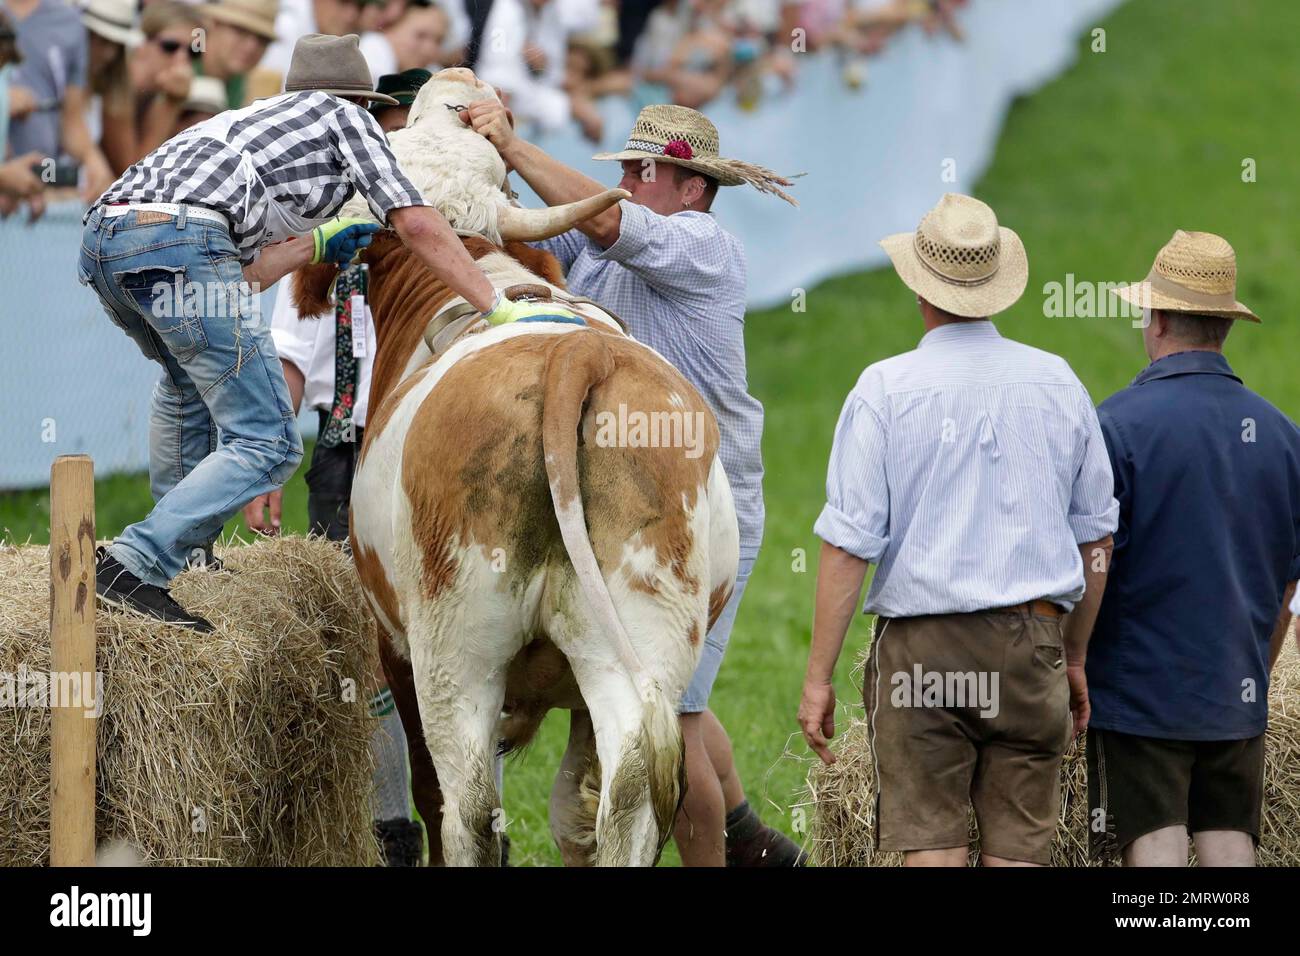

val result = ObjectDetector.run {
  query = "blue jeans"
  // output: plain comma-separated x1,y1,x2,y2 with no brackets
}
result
78,206,303,587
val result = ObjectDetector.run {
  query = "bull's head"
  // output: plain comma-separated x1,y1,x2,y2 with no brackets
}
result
340,67,628,243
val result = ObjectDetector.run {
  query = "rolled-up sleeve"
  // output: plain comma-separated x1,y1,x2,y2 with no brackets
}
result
813,391,890,562
595,201,731,308
1069,390,1120,543
332,104,428,222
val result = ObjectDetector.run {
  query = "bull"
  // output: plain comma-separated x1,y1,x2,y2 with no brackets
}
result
293,71,740,866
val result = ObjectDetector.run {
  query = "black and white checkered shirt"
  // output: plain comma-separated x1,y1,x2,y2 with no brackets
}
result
93,91,427,264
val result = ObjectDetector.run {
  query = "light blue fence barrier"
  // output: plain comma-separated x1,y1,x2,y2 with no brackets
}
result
0,0,1121,489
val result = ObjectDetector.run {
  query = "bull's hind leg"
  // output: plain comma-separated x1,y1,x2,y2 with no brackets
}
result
406,601,519,867
546,602,684,867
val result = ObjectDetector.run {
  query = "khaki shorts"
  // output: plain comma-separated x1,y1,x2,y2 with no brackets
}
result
864,608,1073,864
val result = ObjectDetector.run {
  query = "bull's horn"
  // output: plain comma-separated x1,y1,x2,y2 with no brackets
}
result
497,188,631,241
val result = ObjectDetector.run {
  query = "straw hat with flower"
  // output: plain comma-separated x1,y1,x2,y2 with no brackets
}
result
593,104,797,205
879,193,1028,317
1110,230,1259,323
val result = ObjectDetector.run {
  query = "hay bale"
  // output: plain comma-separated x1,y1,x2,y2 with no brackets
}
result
802,641,1300,866
0,535,382,866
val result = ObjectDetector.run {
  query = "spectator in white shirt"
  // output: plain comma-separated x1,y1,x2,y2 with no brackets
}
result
800,193,1117,867
359,0,449,81
263,0,367,74
474,0,598,132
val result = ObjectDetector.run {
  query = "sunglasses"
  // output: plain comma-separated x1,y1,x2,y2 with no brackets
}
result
155,37,202,60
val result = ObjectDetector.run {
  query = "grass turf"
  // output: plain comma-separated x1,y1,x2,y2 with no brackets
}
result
3,0,1297,864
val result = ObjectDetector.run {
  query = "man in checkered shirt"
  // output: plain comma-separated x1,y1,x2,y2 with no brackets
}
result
83,35,532,633
461,99,804,866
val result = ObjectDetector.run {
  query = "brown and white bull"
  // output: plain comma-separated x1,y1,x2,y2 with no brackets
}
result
294,84,738,866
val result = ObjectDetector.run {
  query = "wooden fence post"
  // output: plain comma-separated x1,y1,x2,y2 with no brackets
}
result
49,454,96,866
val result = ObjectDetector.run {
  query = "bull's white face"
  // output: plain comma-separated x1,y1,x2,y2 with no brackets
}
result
406,68,501,130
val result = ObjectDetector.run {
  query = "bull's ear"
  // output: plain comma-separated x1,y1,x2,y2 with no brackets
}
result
292,263,338,318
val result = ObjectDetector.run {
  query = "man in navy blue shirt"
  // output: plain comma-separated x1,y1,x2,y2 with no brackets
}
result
1087,230,1300,867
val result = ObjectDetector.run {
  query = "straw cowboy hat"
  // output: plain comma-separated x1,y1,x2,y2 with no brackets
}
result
81,0,145,47
283,34,399,105
593,104,797,205
203,0,279,41
1109,230,1259,323
880,193,1028,318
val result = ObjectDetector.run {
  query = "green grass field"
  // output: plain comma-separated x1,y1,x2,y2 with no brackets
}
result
3,0,1297,865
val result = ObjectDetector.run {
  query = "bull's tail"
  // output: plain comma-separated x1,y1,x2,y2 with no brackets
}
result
540,330,684,853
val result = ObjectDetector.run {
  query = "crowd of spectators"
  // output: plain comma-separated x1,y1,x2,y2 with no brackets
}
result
0,0,968,216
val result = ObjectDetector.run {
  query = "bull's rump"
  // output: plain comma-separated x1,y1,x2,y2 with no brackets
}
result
390,327,725,609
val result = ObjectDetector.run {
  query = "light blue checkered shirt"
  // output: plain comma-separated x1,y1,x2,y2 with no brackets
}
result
814,320,1119,617
536,200,765,557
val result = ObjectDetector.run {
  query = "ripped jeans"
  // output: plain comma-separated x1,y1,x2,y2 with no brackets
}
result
78,205,303,587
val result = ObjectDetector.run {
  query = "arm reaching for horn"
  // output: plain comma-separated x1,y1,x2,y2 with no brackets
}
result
460,99,624,248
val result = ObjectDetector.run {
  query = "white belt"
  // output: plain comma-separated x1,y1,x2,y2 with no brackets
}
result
103,202,230,228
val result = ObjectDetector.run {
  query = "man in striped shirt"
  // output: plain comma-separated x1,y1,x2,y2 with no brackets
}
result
84,34,529,631
799,194,1119,866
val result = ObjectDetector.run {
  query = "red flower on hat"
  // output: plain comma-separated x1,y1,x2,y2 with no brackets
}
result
664,139,693,160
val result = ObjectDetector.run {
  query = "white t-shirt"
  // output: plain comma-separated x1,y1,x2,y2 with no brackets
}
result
475,0,598,131
270,278,376,429
261,0,316,77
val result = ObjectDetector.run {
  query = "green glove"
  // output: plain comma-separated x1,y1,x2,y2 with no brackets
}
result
480,293,581,326
311,217,380,265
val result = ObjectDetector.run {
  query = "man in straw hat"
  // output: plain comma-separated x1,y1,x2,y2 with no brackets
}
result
85,34,546,632
460,97,803,866
799,192,1119,867
1085,230,1300,867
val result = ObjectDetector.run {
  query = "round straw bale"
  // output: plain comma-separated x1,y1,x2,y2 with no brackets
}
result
0,535,382,866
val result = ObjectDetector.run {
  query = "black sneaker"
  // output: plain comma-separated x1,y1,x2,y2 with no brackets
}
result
95,546,215,633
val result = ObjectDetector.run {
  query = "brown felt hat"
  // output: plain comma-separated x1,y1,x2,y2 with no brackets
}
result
283,34,399,105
